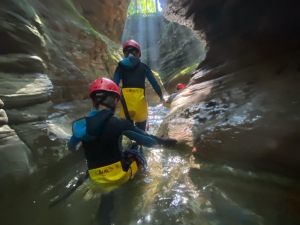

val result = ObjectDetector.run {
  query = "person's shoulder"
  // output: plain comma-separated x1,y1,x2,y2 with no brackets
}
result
110,116,127,122
109,116,134,128
140,62,150,68
140,62,151,70
115,64,121,71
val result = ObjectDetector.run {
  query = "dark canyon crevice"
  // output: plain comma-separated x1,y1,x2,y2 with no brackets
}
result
160,0,300,178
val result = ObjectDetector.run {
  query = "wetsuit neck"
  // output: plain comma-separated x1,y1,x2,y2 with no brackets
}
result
97,104,116,112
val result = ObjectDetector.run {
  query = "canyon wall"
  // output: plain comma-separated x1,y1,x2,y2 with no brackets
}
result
160,0,300,177
0,0,130,181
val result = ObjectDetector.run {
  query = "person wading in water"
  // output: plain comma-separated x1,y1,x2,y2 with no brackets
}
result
165,83,185,108
113,39,165,131
65,78,176,224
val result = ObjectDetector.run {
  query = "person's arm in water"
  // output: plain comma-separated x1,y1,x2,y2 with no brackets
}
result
166,93,178,104
122,130,158,147
145,70,165,103
166,95,173,104
166,97,171,104
113,67,121,86
67,135,81,151
132,126,177,147
120,118,177,147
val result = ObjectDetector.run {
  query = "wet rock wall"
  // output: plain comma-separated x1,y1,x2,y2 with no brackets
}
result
0,0,130,180
160,0,300,177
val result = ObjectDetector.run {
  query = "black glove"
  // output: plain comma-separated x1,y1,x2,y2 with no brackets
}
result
157,137,177,147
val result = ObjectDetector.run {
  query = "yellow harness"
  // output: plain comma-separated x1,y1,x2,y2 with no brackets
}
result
88,161,138,193
120,88,148,122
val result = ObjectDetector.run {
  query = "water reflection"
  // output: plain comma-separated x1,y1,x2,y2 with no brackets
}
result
1,105,299,225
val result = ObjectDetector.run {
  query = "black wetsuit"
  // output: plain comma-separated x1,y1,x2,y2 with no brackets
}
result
113,56,164,130
68,109,174,170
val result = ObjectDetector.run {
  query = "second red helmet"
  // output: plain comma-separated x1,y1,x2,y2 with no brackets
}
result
175,83,185,90
123,39,141,58
89,78,120,99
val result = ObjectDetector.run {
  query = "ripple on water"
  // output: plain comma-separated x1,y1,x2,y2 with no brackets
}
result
3,104,298,225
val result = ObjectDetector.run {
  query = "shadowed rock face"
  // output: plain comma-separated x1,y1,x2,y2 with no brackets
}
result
0,0,129,180
160,0,300,177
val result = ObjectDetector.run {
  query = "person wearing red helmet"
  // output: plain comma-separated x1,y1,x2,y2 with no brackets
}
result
175,83,185,90
113,39,165,131
165,83,186,108
67,78,177,193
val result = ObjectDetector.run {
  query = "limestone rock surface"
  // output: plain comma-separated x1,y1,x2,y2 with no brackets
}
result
0,125,36,180
0,109,8,126
160,0,300,177
0,0,129,179
80,0,130,43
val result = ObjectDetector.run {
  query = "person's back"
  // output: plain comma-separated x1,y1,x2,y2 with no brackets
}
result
68,78,177,193
75,109,127,169
113,40,165,131
116,56,148,89
77,109,163,169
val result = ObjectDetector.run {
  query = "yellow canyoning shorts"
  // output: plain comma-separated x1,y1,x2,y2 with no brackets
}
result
120,88,148,122
88,161,138,194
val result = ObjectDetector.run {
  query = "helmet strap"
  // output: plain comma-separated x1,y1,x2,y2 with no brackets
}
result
125,52,136,58
124,47,139,58
94,93,116,112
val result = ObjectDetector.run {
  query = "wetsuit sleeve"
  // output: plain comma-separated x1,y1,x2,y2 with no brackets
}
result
119,118,177,147
166,93,178,103
113,67,121,86
122,131,158,147
166,96,172,104
145,70,163,100
132,126,177,147
119,118,158,147
67,135,81,151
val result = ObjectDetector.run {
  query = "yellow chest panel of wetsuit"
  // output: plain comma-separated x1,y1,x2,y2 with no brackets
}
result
120,88,148,122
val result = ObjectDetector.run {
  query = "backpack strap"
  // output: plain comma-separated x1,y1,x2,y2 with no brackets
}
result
120,90,133,123
116,66,134,123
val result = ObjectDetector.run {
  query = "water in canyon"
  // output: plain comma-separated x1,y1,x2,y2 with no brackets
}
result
0,105,298,225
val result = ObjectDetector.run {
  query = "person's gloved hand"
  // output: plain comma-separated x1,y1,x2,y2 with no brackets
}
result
157,137,177,147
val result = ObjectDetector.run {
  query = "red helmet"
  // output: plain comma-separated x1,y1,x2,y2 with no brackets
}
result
89,78,120,99
175,83,185,90
123,39,141,58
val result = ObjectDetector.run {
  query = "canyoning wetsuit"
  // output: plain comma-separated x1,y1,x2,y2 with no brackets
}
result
67,109,172,193
113,56,164,131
